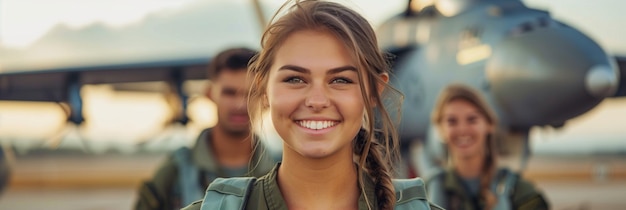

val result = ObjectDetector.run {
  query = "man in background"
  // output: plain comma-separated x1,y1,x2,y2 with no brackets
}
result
134,47,278,210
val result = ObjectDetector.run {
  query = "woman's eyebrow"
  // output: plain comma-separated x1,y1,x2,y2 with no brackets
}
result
277,65,357,74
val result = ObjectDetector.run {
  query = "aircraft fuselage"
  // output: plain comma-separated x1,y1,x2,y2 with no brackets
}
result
378,0,619,142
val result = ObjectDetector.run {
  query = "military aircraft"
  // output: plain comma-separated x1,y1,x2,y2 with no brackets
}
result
377,0,626,176
0,0,624,179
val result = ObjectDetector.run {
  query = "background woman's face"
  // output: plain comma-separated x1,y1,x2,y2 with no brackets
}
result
266,30,366,160
439,99,493,160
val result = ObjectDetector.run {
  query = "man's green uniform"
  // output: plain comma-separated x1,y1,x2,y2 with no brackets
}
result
182,163,445,210
134,128,278,210
425,167,549,210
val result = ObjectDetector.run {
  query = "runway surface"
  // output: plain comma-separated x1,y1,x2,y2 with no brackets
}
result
0,154,624,210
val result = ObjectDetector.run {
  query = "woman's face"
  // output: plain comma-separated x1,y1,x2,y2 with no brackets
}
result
439,99,493,160
266,30,366,160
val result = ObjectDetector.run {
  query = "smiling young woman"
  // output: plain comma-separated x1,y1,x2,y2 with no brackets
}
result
427,84,549,210
181,0,442,210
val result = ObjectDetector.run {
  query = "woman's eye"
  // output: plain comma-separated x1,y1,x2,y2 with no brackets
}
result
446,118,457,126
284,77,304,84
467,115,480,124
331,77,353,84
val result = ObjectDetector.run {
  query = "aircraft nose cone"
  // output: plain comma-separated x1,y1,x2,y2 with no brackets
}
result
585,65,618,98
486,23,616,126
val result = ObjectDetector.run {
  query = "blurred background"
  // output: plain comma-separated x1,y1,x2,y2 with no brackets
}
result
0,0,625,209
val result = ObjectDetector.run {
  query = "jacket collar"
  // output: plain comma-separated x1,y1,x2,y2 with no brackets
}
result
262,163,380,210
191,128,275,176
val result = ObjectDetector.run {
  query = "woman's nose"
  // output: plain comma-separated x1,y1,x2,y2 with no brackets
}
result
304,86,330,111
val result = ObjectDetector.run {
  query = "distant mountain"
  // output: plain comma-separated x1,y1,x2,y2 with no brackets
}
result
0,1,264,71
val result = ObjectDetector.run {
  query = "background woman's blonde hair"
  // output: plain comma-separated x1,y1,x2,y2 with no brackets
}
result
431,83,499,210
247,0,403,209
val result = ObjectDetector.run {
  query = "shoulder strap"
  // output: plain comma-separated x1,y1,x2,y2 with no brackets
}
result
200,177,257,210
424,168,446,207
492,168,519,210
173,147,205,206
392,178,432,210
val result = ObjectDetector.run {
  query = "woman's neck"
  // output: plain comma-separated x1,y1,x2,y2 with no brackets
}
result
278,149,360,210
452,154,484,179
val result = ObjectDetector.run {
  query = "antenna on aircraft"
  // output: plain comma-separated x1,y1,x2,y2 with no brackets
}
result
251,0,267,31
409,0,435,15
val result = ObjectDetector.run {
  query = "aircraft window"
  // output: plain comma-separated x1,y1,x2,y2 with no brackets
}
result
538,17,551,27
510,22,533,35
510,17,556,36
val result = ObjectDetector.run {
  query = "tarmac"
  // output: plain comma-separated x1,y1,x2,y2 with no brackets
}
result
0,153,625,210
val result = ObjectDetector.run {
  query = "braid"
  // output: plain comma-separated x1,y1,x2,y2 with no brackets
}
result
480,135,498,210
354,129,396,210
367,141,395,210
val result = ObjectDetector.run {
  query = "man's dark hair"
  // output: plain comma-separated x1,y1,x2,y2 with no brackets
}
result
207,47,257,79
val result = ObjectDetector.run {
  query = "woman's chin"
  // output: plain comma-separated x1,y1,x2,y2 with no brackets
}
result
452,147,481,159
297,148,332,159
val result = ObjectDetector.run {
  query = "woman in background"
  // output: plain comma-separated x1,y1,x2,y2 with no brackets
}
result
427,84,549,210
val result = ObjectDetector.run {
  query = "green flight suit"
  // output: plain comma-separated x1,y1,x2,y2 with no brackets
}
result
425,167,549,210
134,128,278,210
0,145,10,195
182,163,445,210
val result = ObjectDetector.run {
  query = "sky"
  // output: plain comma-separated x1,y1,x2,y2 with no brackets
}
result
0,0,197,48
0,0,411,71
0,0,624,154
1,0,625,52
1,0,625,71
0,0,404,48
0,0,625,72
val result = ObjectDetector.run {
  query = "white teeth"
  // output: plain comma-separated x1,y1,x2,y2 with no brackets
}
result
457,136,472,146
298,120,336,130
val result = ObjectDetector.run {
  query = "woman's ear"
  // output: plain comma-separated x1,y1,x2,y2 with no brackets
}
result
434,124,448,144
370,73,389,106
262,94,269,108
377,73,389,95
488,123,496,134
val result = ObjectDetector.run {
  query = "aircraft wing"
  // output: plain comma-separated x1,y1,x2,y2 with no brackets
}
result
0,57,209,102
616,56,626,97
0,57,210,124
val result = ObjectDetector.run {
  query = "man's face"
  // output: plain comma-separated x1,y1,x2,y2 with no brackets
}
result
207,69,250,136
